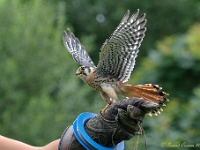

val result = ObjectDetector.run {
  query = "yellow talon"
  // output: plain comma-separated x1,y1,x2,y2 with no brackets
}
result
100,104,111,113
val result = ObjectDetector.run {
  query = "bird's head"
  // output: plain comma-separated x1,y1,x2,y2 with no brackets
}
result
76,66,94,80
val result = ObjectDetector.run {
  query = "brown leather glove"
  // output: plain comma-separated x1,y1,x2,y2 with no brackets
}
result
58,98,161,150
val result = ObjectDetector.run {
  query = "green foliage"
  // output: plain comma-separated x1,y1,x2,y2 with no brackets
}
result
0,0,105,145
127,24,200,150
62,0,200,61
0,0,60,143
0,0,200,149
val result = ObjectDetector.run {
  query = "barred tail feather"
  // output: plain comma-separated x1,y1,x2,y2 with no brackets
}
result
120,83,169,105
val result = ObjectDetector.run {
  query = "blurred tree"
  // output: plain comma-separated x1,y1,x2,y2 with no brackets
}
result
125,23,200,150
58,0,200,63
0,0,93,145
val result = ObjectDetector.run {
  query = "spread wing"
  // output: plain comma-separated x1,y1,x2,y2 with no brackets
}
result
63,29,96,68
96,9,147,82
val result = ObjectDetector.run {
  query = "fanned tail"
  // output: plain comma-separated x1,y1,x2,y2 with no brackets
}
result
120,83,169,106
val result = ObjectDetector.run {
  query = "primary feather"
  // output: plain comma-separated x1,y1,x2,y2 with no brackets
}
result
96,9,147,82
63,29,95,68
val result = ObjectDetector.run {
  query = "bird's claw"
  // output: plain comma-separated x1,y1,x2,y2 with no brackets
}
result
100,103,111,114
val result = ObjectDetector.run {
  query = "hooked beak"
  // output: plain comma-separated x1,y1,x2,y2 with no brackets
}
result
75,72,80,76
76,67,83,76
76,69,81,76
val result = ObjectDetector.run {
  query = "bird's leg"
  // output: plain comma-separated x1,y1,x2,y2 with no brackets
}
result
100,83,118,113
100,92,112,113
101,103,111,114
100,91,111,104
101,83,118,103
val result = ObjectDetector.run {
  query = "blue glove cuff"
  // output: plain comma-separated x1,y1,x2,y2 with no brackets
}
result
73,112,124,150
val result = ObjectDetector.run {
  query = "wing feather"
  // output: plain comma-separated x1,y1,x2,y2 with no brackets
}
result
96,9,147,82
63,29,95,67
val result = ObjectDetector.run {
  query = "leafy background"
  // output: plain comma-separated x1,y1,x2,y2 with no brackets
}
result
0,0,200,149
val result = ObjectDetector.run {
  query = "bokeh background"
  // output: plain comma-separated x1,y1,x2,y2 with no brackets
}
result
0,0,200,149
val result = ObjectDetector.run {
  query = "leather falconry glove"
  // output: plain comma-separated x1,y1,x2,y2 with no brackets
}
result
58,97,162,150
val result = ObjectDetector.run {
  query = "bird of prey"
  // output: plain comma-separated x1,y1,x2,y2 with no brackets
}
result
62,9,169,112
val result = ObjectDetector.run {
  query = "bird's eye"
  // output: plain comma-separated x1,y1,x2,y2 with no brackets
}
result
81,66,85,70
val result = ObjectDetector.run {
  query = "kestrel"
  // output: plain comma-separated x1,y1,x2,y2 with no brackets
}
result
63,9,169,110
